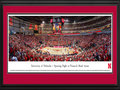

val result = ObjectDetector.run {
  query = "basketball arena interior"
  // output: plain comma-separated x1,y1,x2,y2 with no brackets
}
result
9,16,111,61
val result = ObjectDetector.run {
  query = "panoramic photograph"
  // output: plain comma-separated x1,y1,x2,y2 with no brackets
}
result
8,15,111,62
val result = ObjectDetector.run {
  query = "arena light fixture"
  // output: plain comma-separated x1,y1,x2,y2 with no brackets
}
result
42,21,45,24
65,19,69,22
73,20,76,24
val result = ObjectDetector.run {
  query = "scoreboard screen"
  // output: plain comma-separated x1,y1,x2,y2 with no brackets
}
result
51,17,64,33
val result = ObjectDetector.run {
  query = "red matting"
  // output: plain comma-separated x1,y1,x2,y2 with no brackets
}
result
3,6,117,84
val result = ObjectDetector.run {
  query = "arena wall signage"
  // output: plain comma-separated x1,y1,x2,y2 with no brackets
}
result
1,0,119,89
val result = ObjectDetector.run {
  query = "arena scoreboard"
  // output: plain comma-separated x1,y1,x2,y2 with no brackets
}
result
50,16,64,34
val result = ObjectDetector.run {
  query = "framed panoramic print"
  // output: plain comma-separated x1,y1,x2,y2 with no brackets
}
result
0,0,120,90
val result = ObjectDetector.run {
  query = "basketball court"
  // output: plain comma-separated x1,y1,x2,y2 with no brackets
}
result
40,46,79,55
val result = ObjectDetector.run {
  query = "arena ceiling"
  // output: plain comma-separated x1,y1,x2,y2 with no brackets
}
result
16,16,95,25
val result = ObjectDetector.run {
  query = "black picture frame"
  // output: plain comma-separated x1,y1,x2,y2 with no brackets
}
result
0,0,120,90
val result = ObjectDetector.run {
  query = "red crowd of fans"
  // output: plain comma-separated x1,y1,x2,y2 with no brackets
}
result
9,33,111,61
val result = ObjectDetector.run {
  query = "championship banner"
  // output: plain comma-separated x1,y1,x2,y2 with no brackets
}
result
29,24,32,30
9,18,13,26
35,25,38,30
